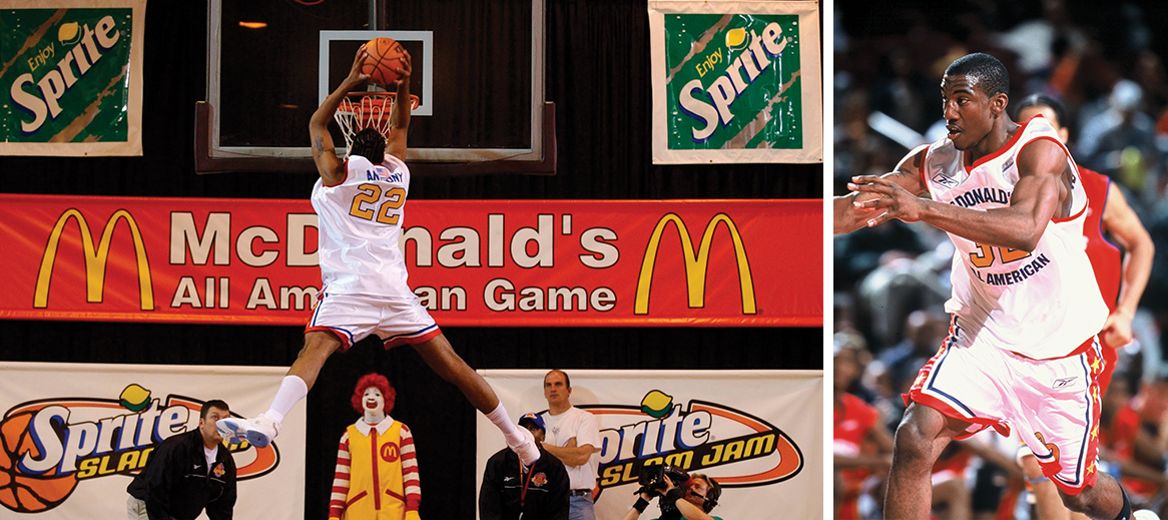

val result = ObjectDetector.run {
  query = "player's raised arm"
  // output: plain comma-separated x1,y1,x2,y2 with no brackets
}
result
833,146,928,234
850,139,1065,251
386,50,413,162
310,47,370,184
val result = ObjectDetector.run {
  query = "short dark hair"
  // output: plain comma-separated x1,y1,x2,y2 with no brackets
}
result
544,369,571,389
1014,93,1068,128
200,400,229,419
690,473,721,511
350,127,386,162
944,52,1009,98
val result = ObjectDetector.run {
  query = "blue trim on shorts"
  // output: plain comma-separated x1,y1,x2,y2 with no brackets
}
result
1052,341,1096,488
382,323,438,343
309,298,324,326
322,326,355,345
924,333,977,418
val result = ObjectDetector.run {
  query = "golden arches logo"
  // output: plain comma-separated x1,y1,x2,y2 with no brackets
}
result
33,209,154,310
634,213,755,315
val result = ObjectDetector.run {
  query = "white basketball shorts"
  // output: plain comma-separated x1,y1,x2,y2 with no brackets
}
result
905,318,1104,495
305,291,441,350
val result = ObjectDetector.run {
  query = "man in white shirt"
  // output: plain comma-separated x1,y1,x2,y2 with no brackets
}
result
540,370,601,520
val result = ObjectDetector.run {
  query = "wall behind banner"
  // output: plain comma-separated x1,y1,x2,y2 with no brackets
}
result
0,1,822,519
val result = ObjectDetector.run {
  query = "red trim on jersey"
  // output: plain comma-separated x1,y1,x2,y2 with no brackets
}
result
1051,203,1087,224
322,159,349,188
306,326,353,351
382,327,442,349
963,115,1036,174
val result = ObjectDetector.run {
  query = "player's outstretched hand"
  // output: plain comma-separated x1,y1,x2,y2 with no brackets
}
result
848,174,926,227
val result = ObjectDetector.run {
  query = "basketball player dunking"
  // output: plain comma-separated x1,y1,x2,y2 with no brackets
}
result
218,46,540,467
835,53,1153,520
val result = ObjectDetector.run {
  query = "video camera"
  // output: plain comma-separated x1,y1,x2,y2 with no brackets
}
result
637,464,690,495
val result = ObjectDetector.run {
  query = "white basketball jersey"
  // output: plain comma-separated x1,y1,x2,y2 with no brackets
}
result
921,116,1107,359
311,154,414,299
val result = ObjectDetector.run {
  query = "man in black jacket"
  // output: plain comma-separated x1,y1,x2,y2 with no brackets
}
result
480,413,570,519
127,400,237,520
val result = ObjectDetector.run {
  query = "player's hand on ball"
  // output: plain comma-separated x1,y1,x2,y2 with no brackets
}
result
346,44,371,86
391,50,412,88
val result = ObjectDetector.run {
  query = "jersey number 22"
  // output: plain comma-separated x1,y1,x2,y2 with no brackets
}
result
349,183,406,225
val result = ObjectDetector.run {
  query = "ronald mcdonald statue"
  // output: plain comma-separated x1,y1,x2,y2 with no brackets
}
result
328,373,421,520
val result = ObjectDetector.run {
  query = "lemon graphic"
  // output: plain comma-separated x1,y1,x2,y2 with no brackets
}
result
725,27,748,49
119,384,152,412
58,22,81,45
640,390,674,419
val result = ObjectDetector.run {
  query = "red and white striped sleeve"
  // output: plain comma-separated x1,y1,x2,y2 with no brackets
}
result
400,423,421,512
329,431,351,520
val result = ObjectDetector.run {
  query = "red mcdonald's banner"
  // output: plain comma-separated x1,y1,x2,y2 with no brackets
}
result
0,195,821,327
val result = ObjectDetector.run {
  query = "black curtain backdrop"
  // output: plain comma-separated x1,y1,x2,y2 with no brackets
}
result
0,1,823,518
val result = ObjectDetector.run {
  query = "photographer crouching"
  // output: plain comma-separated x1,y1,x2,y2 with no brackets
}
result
623,465,723,520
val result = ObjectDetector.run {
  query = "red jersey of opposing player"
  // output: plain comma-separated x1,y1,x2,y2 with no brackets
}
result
1080,165,1123,395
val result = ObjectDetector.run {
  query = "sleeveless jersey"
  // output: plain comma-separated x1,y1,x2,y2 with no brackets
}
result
1079,166,1121,311
311,154,413,299
919,116,1108,359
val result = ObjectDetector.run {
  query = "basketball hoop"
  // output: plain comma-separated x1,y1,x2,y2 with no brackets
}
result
334,91,421,152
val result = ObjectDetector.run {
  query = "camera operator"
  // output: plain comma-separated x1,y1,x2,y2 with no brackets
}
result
623,469,722,520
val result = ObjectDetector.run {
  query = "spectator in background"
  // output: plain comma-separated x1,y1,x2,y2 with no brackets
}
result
1077,80,1160,195
540,370,601,520
480,413,569,520
877,310,950,397
834,333,893,520
127,400,236,520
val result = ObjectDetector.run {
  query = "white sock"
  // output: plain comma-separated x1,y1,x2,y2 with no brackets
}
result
264,376,308,424
486,403,522,443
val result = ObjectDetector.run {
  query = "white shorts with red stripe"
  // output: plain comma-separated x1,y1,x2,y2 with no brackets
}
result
905,318,1105,496
305,292,441,350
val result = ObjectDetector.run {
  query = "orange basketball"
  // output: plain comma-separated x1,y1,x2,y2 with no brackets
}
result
0,411,78,513
361,37,406,85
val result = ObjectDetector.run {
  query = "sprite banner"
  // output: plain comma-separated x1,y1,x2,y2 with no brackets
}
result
649,1,821,164
0,362,305,519
0,0,145,156
476,370,823,519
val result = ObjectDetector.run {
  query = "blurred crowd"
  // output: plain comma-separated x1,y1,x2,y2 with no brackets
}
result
834,1,1168,518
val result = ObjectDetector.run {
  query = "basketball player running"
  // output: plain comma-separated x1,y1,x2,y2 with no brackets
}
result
218,46,540,467
835,53,1153,520
1011,94,1154,519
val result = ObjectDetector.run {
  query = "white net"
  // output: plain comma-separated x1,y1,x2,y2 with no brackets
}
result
333,92,419,154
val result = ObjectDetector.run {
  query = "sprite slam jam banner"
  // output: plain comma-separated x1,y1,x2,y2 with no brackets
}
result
476,370,822,519
0,362,305,519
649,1,822,164
0,194,821,327
0,0,145,156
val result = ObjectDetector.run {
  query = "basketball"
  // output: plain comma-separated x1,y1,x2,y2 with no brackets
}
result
0,411,78,513
361,37,406,85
